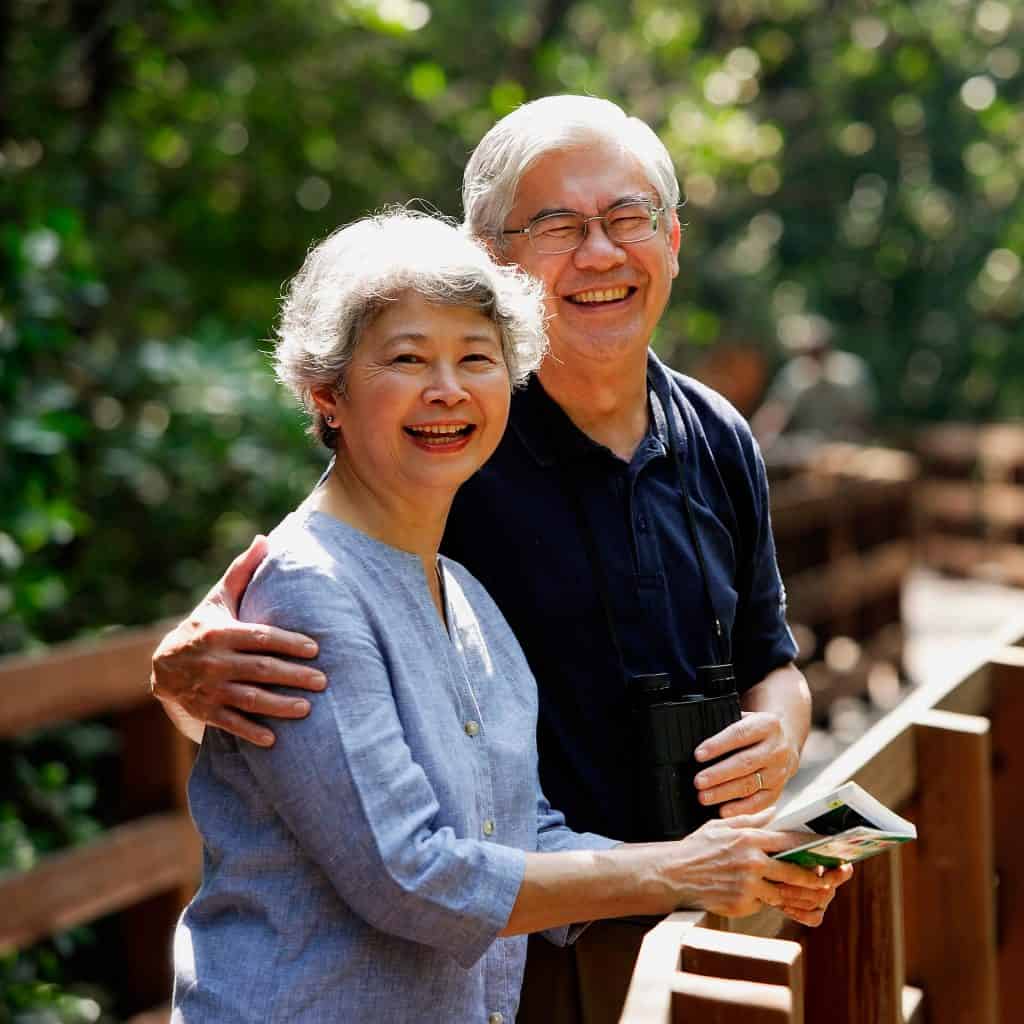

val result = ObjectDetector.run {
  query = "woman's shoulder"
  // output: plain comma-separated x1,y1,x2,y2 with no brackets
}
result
241,511,370,628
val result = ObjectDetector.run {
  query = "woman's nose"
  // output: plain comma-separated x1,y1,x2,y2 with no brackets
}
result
423,362,469,406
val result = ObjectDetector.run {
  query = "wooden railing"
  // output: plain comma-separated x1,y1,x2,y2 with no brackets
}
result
0,622,199,1020
620,616,1024,1024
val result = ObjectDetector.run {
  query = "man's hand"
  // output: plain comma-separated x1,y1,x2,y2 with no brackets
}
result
691,711,800,818
150,536,326,747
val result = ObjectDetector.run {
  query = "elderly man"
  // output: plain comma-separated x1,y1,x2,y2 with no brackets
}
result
152,95,811,1023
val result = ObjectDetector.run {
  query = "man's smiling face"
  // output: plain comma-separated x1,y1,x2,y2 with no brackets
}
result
501,140,680,370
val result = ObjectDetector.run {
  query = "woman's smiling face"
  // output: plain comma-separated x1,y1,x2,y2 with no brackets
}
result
324,290,512,500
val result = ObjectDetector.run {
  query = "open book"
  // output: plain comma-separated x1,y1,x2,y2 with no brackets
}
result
770,781,917,868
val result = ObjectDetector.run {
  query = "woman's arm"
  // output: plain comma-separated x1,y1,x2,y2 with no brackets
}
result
501,809,850,936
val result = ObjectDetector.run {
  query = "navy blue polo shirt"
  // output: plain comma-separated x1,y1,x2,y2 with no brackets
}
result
442,351,796,841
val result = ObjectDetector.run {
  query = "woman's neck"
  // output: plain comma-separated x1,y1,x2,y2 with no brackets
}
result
537,352,650,461
307,457,450,620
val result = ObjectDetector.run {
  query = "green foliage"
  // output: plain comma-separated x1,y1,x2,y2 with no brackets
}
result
1,0,1023,1008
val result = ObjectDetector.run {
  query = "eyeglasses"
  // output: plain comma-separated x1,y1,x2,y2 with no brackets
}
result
501,199,667,255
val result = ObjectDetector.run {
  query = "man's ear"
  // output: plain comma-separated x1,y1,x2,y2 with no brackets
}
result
666,208,681,279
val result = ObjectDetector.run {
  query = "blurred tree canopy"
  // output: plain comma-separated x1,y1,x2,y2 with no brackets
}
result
3,0,1024,654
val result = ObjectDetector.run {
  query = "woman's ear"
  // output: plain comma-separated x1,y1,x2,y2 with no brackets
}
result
311,385,341,427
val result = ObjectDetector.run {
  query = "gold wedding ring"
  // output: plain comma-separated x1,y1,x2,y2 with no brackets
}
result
755,771,765,792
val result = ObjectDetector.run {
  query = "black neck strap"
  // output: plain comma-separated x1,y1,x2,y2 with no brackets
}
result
553,367,729,684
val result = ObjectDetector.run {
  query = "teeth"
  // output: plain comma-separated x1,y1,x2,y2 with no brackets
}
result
407,424,469,436
570,287,629,304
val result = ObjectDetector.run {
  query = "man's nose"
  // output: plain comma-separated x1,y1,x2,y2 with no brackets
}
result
573,219,627,272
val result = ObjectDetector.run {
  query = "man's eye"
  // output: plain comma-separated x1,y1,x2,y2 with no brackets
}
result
393,354,422,364
463,352,496,363
534,218,580,239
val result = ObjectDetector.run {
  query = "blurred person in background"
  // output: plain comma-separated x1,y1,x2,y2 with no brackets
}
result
751,312,877,461
156,96,819,1023
171,210,847,1023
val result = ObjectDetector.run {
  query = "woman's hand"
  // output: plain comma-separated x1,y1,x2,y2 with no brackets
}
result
772,863,854,926
660,809,845,921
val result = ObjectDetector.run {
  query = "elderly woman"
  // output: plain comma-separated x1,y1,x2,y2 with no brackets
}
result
172,211,847,1023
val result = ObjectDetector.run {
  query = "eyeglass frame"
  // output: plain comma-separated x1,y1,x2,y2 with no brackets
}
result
500,196,674,255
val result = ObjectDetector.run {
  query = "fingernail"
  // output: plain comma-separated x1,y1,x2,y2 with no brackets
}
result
694,747,708,762
303,641,318,655
292,699,310,714
313,672,327,688
258,732,274,747
694,773,707,788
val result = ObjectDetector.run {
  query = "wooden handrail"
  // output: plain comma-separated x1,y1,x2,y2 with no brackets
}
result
0,811,201,954
0,621,173,738
620,616,1024,1023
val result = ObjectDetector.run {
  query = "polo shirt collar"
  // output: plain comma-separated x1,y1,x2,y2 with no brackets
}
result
510,351,672,469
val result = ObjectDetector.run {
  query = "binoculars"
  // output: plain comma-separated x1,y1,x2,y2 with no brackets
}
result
631,664,742,841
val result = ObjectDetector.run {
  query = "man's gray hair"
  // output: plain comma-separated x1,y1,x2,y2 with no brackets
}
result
274,209,548,448
463,95,681,245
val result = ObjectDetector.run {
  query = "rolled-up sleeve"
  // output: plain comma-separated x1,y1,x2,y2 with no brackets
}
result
238,557,525,969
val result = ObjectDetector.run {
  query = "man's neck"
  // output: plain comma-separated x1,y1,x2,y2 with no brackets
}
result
538,349,650,462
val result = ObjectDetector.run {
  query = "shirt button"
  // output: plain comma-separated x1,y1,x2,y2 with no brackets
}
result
482,818,496,836
464,720,480,737
488,1014,504,1024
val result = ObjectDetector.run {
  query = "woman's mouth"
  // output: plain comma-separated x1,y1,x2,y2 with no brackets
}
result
403,423,477,450
564,286,636,307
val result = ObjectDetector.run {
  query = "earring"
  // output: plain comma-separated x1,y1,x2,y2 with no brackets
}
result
325,415,336,427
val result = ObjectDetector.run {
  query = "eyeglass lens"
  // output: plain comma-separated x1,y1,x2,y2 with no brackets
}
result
529,202,659,253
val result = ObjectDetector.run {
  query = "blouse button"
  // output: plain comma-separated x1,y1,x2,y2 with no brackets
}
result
488,1014,504,1024
482,818,496,836
464,720,480,737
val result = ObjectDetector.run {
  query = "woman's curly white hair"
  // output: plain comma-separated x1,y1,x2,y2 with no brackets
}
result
274,208,548,448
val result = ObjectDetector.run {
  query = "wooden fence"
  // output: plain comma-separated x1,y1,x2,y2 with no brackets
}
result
0,622,198,1020
620,616,1024,1024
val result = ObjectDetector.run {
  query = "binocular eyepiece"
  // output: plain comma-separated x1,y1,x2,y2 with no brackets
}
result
631,664,742,841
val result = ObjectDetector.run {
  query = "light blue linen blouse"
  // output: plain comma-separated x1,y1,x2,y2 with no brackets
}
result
172,510,618,1023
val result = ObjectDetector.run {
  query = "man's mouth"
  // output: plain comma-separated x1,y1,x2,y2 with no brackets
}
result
403,423,476,447
564,286,635,306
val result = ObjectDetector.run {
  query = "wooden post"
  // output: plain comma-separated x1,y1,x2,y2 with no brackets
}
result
681,927,803,1024
670,974,794,1023
905,709,998,1024
989,649,1024,1024
801,847,904,1024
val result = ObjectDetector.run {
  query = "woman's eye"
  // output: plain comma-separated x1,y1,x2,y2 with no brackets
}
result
392,354,422,365
463,353,496,364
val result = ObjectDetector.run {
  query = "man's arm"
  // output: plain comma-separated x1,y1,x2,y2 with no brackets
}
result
691,662,811,817
150,536,326,747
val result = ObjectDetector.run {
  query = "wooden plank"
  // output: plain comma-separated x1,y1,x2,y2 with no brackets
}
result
620,912,704,1024
0,622,174,737
802,848,904,1024
990,654,1024,1024
670,974,794,1023
785,541,911,626
681,927,803,1024
902,986,924,1024
905,710,998,1024
127,1007,169,1024
0,812,201,953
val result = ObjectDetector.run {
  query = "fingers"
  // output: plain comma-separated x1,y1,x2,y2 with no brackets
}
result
213,536,270,616
210,623,321,664
718,787,778,819
762,852,838,890
717,807,777,829
221,682,314,721
207,707,277,748
697,754,776,807
695,712,774,763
